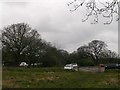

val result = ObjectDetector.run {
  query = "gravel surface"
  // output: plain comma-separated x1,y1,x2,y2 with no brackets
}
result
78,67,99,72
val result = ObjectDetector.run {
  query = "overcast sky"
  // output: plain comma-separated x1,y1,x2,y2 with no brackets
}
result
0,0,118,53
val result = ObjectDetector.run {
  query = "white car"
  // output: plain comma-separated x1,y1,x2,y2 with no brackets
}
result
19,62,28,67
64,64,73,70
72,63,78,67
64,63,78,70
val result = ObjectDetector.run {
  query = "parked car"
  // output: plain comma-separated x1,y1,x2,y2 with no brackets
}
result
105,63,120,69
19,62,28,67
31,63,37,66
31,63,42,66
64,63,78,70
72,63,78,67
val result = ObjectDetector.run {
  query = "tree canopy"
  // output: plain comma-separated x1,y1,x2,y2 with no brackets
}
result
2,23,46,66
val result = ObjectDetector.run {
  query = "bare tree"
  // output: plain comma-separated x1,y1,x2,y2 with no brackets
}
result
2,23,41,66
67,0,119,24
88,40,107,63
77,40,108,65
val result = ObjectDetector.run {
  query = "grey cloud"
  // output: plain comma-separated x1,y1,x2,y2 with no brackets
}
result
2,2,29,8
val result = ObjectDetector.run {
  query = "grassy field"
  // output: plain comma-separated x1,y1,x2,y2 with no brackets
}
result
0,67,2,89
2,67,120,88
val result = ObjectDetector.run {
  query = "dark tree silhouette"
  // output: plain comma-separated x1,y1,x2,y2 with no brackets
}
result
1,23,70,67
77,40,108,65
2,23,41,66
88,40,107,64
67,0,119,24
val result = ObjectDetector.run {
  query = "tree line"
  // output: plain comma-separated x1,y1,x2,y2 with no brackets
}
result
1,23,120,67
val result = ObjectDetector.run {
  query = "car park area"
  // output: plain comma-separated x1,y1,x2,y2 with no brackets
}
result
105,63,120,69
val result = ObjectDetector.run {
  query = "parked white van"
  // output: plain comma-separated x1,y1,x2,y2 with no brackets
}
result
19,62,28,67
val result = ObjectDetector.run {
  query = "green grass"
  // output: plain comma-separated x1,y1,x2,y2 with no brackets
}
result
2,67,120,88
0,67,2,89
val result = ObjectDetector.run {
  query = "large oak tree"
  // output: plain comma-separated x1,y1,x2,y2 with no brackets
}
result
2,23,41,66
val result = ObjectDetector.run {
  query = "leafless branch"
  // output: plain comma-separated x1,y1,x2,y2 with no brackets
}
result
67,0,119,24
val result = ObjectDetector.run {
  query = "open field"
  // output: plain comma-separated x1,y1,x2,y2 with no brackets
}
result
2,67,120,88
0,67,2,89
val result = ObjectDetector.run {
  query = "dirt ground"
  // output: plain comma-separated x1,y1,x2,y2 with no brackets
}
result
78,66,99,72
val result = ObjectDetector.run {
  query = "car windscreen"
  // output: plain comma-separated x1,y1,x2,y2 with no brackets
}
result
65,66,71,67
